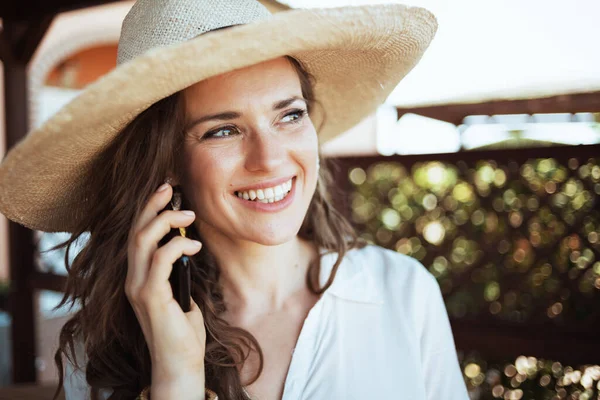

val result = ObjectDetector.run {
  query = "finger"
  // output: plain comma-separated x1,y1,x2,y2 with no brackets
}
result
132,182,172,236
147,236,202,287
126,183,172,287
128,210,196,289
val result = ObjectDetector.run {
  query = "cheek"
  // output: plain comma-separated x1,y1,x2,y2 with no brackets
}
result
298,128,320,177
183,146,235,204
292,124,319,160
289,127,320,201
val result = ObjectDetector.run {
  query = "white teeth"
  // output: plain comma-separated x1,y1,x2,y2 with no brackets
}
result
235,178,294,203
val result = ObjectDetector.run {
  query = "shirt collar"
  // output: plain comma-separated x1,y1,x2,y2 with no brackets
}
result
318,248,384,305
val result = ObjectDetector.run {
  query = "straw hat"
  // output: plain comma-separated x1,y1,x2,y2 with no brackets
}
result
0,0,437,232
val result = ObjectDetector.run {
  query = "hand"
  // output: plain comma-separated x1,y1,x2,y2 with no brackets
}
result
125,182,206,397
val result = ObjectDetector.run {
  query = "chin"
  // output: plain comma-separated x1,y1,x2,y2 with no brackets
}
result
244,224,302,246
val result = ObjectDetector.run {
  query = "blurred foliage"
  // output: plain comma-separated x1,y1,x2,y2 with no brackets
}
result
459,352,600,400
348,157,600,325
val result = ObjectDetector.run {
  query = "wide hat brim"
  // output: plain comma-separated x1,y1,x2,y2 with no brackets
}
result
0,4,437,233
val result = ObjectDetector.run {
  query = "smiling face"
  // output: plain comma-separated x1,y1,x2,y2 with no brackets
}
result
181,57,319,246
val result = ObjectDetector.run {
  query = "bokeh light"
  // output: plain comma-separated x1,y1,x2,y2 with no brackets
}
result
347,157,599,324
458,353,600,399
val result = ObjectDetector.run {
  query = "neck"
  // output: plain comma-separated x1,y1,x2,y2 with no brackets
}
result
199,228,318,318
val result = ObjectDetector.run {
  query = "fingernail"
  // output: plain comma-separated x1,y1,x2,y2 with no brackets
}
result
157,183,170,192
191,240,202,247
182,210,195,216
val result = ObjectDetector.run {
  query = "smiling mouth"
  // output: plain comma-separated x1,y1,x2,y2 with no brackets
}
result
234,177,294,204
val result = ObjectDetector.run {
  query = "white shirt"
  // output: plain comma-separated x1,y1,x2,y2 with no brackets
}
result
64,245,469,399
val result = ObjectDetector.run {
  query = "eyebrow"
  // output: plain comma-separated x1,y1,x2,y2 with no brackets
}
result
185,96,307,131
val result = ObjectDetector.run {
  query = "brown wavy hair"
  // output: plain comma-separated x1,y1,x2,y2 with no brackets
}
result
52,56,365,400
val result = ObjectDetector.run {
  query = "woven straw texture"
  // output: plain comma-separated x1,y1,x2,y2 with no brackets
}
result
117,0,273,64
0,0,437,232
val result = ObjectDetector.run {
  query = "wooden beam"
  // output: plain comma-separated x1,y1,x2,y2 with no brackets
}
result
330,143,600,172
397,91,600,125
4,60,37,385
0,31,13,64
30,272,68,293
3,18,51,384
451,319,600,366
14,16,55,64
0,0,122,21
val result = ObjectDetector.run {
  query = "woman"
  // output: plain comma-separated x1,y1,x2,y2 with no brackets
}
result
0,0,468,399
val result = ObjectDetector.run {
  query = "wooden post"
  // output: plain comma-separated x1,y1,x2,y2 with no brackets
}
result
1,16,53,384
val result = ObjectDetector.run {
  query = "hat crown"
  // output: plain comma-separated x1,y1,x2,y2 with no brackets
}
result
117,0,272,65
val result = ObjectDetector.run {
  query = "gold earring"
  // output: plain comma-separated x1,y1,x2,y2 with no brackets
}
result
171,185,187,238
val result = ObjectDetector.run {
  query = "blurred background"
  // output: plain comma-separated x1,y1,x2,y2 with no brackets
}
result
0,0,599,399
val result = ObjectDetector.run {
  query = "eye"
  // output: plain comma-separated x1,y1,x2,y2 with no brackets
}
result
204,126,239,139
281,109,307,124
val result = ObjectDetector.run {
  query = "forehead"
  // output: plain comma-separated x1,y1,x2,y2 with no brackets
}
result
183,57,302,112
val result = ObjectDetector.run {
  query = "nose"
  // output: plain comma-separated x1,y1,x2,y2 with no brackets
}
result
244,130,286,173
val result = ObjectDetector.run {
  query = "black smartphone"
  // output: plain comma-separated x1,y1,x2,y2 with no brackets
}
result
158,186,192,312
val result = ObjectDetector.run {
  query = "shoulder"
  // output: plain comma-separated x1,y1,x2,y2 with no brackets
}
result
338,244,439,306
63,335,113,400
66,334,88,371
344,244,435,288
63,335,91,399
